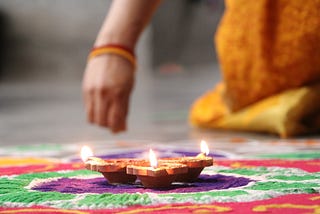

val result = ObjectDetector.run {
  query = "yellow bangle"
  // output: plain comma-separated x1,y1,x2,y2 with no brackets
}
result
88,46,137,69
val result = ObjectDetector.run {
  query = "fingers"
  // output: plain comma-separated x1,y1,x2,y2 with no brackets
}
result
84,86,128,132
94,89,109,127
83,85,110,128
108,95,129,133
83,88,94,123
82,55,134,133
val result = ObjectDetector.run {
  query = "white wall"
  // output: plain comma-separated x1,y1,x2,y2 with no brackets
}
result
0,0,224,81
0,0,111,81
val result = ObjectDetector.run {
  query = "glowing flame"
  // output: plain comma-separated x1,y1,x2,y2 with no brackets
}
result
81,146,93,162
149,149,158,168
200,140,209,156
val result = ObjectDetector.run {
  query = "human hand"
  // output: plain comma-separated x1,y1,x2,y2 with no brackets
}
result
82,54,135,133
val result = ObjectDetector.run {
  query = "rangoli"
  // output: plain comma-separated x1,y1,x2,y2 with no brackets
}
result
0,139,319,213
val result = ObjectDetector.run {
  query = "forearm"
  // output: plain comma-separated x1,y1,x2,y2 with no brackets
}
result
95,0,162,49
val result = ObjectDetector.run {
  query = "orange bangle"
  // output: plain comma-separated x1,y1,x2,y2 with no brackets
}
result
88,45,137,69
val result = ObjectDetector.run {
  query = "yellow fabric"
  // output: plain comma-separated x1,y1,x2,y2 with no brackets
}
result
190,83,320,138
215,0,320,111
190,0,320,137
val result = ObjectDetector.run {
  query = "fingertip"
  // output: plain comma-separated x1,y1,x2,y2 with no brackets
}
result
94,93,110,128
111,125,125,134
86,103,94,124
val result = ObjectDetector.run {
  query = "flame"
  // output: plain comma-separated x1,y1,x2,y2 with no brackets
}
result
200,140,209,156
149,149,158,168
81,146,93,162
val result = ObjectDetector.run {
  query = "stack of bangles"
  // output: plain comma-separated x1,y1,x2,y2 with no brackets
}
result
88,44,137,69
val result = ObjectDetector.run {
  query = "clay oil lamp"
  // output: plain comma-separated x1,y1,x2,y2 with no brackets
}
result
126,149,188,188
159,140,213,182
81,146,144,184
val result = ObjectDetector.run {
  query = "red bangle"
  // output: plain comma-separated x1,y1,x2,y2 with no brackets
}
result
91,44,135,57
88,44,136,69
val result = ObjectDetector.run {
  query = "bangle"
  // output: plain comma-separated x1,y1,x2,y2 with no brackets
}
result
88,44,136,69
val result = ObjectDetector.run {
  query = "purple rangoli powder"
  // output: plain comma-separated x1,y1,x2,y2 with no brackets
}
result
71,150,226,162
32,174,253,194
99,150,226,159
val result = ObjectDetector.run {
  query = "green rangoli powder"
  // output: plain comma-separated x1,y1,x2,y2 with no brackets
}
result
78,193,152,207
269,174,320,181
0,192,75,205
159,190,248,202
246,181,319,192
217,167,268,176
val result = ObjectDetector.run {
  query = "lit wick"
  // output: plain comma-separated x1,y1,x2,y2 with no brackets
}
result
159,140,213,182
81,145,93,162
81,145,104,165
149,149,157,169
81,145,141,184
126,149,188,188
196,140,210,158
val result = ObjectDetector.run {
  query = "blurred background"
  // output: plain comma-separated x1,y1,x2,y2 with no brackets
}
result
0,0,273,145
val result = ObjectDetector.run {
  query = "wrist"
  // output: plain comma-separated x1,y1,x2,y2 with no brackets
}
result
89,44,137,69
94,22,143,50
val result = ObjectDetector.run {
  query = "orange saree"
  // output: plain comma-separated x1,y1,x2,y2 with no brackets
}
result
190,0,320,137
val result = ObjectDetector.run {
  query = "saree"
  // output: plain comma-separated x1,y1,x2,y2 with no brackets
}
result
190,0,320,137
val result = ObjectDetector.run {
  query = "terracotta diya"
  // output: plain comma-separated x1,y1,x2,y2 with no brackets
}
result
85,157,147,184
160,155,213,182
126,149,188,188
81,146,145,184
159,140,213,182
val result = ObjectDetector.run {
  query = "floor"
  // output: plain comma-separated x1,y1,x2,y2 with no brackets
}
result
0,63,280,147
